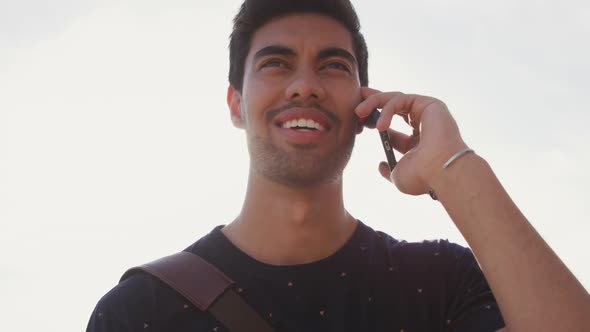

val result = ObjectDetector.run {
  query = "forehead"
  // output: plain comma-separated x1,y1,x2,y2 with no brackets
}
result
248,14,354,58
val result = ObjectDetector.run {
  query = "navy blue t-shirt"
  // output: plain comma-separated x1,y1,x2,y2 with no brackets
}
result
87,221,505,331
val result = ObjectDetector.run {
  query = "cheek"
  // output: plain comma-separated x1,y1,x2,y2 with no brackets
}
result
334,86,362,120
327,78,361,102
243,72,279,103
338,87,363,131
243,76,286,116
240,86,275,132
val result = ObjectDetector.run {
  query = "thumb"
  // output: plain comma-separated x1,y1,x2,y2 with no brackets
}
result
378,161,393,183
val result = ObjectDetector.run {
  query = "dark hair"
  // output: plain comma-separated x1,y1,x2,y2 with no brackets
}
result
229,0,369,92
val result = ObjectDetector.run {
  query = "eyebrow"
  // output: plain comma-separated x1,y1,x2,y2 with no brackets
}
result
317,47,356,65
253,45,357,65
253,45,297,60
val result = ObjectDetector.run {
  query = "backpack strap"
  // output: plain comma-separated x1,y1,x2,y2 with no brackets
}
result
121,251,275,332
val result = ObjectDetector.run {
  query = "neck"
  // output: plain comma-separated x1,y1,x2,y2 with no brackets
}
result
222,171,357,265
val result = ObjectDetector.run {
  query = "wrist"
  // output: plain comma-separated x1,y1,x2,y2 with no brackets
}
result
420,142,469,187
428,151,485,199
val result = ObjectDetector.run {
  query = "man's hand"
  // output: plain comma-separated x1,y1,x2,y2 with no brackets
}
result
357,87,590,331
355,87,467,195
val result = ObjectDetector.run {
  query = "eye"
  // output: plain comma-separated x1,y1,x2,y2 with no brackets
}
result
260,59,289,69
322,61,351,73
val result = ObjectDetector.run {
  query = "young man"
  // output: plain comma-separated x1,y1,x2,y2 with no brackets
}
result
87,1,590,331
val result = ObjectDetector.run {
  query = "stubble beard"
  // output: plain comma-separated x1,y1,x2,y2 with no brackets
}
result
248,131,356,188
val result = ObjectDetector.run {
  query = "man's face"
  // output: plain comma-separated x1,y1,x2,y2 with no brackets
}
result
228,14,362,187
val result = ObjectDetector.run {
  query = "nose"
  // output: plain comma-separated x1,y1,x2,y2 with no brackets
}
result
285,69,326,103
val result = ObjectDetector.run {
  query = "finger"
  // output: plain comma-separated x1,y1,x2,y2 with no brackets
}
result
355,90,395,118
385,93,424,128
387,128,414,154
355,92,382,118
402,113,410,126
376,93,408,131
406,97,443,130
358,92,417,131
378,161,393,182
361,86,382,99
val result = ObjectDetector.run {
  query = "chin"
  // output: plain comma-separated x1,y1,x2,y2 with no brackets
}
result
250,142,354,188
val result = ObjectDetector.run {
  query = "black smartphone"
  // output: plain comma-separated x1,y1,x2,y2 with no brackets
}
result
360,109,397,172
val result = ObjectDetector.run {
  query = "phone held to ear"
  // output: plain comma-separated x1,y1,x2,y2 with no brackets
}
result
359,110,438,200
359,109,397,172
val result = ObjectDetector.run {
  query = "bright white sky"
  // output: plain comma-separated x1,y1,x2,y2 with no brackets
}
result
1,0,589,330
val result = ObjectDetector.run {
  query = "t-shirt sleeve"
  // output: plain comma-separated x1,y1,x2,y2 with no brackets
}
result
86,302,127,332
85,274,157,332
444,243,505,332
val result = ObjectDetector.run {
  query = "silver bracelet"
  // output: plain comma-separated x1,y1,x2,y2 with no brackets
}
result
429,148,475,200
443,148,474,169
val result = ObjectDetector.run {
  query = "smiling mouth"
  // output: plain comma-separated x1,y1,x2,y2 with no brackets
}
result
280,118,326,131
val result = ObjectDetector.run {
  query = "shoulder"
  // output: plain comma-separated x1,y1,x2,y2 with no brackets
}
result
183,225,225,257
88,261,219,332
361,223,481,287
394,238,475,271
87,273,161,332
87,227,228,332
361,222,473,270
363,225,505,330
86,228,226,332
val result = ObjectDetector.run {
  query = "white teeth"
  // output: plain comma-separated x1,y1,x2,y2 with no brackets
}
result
281,118,325,130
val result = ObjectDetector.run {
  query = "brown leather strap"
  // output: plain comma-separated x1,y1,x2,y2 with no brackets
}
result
209,288,274,332
121,251,275,332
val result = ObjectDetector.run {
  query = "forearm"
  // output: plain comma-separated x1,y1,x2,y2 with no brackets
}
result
431,153,590,331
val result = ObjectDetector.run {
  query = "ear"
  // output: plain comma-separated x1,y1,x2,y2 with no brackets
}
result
227,85,244,129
